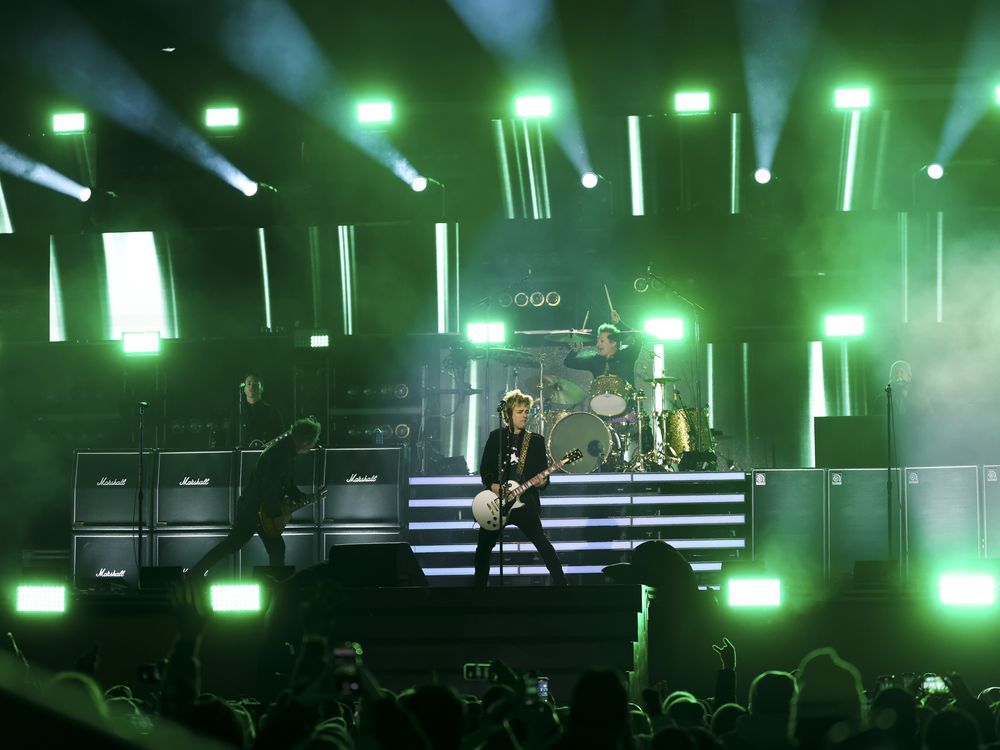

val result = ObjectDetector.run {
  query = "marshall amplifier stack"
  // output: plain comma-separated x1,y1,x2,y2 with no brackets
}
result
71,447,407,590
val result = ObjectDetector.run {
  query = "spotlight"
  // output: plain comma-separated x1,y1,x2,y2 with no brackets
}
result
52,113,86,134
643,317,685,341
79,187,92,203
243,182,259,197
927,163,945,180
357,101,393,124
514,292,529,307
205,107,240,128
529,291,545,307
209,584,262,613
309,334,330,348
834,87,871,110
824,313,865,338
545,291,561,306
727,578,781,607
633,277,649,293
394,423,411,440
122,331,161,355
754,168,772,184
467,322,505,344
674,91,711,114
16,584,67,613
411,176,428,192
581,171,599,189
515,95,552,119
498,293,513,308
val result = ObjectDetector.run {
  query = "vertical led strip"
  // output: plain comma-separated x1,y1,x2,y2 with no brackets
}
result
936,211,944,323
49,236,65,342
465,360,480,473
435,222,449,333
627,115,645,216
729,114,741,215
0,176,12,233
741,343,751,464
257,228,273,331
103,231,171,340
534,121,552,219
707,343,715,428
492,120,516,219
653,344,665,413
337,224,356,335
841,110,861,212
522,120,541,218
807,341,827,467
840,341,851,416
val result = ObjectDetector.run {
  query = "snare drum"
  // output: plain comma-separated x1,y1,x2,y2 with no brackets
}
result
548,412,615,473
589,374,632,417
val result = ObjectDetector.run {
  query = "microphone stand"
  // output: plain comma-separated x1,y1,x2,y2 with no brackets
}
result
237,383,245,448
885,383,895,563
656,279,707,452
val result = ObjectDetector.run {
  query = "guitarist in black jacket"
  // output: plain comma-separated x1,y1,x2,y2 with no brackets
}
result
475,390,566,588
187,417,323,579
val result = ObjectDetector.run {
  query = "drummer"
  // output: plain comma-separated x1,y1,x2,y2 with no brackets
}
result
563,310,643,386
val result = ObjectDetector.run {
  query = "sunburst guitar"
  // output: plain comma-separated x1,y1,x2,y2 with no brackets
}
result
472,449,583,531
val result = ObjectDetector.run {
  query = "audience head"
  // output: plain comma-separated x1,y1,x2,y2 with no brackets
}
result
710,703,746,736
791,648,865,745
749,670,798,716
923,708,981,750
567,669,629,740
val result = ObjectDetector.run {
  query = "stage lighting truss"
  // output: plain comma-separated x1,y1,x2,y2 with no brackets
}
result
503,291,561,308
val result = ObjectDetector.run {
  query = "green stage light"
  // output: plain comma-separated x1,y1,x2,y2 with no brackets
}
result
927,163,944,180
52,113,86,134
209,584,262,613
674,91,711,113
643,317,685,341
824,314,865,338
16,585,66,613
467,322,505,344
357,101,393,123
515,95,552,119
122,331,161,354
938,574,995,606
310,333,330,348
834,87,871,110
727,578,781,607
995,85,1000,104
205,107,240,128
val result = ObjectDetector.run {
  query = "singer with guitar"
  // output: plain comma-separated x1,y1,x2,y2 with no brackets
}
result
186,417,326,579
474,389,567,588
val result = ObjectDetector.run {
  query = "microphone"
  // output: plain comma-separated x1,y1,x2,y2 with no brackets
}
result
239,382,246,388
138,401,149,408
496,401,506,414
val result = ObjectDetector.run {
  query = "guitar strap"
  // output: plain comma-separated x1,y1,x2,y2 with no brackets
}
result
515,431,532,481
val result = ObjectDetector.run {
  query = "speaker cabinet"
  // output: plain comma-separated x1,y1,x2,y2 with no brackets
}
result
904,466,981,576
828,469,902,587
985,466,1000,558
751,469,827,590
73,452,154,527
156,451,234,527
154,532,236,579
72,532,147,590
327,542,427,587
239,448,320,524
321,447,404,527
239,530,319,574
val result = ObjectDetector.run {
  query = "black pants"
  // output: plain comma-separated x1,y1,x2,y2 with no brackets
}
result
474,505,566,587
187,496,285,578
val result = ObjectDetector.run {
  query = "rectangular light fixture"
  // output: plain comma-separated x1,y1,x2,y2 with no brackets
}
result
515,95,552,119
357,101,393,123
834,88,871,110
938,574,996,606
52,113,86,133
310,333,330,348
122,330,161,354
995,85,1000,104
16,584,67,613
674,92,711,113
467,322,505,344
727,578,781,607
824,314,865,338
643,317,685,341
209,584,262,613
205,107,240,128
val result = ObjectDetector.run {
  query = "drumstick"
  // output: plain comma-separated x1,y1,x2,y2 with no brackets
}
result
603,284,614,315
580,310,589,331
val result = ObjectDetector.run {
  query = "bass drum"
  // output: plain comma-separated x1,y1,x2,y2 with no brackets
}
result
548,412,614,474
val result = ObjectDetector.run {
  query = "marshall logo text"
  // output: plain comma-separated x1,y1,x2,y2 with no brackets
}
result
179,476,211,486
346,473,378,483
97,568,127,578
97,477,128,487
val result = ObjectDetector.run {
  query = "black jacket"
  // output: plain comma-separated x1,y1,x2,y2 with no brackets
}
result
479,428,549,513
242,435,305,516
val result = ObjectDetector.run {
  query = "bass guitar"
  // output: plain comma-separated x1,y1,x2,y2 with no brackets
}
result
471,449,583,531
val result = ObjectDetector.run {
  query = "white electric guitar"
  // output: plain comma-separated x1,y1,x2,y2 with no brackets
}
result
472,449,583,530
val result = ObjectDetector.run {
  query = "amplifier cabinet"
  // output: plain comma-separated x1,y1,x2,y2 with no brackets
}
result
239,448,320,524
72,532,148,591
73,451,154,527
904,466,981,576
985,466,1000,558
154,531,236,579
156,451,234,527
751,469,827,589
828,469,902,588
321,447,404,527
240,530,320,575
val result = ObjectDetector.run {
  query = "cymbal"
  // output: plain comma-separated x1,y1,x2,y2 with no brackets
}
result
487,348,540,367
644,376,681,384
546,330,594,344
537,375,585,405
